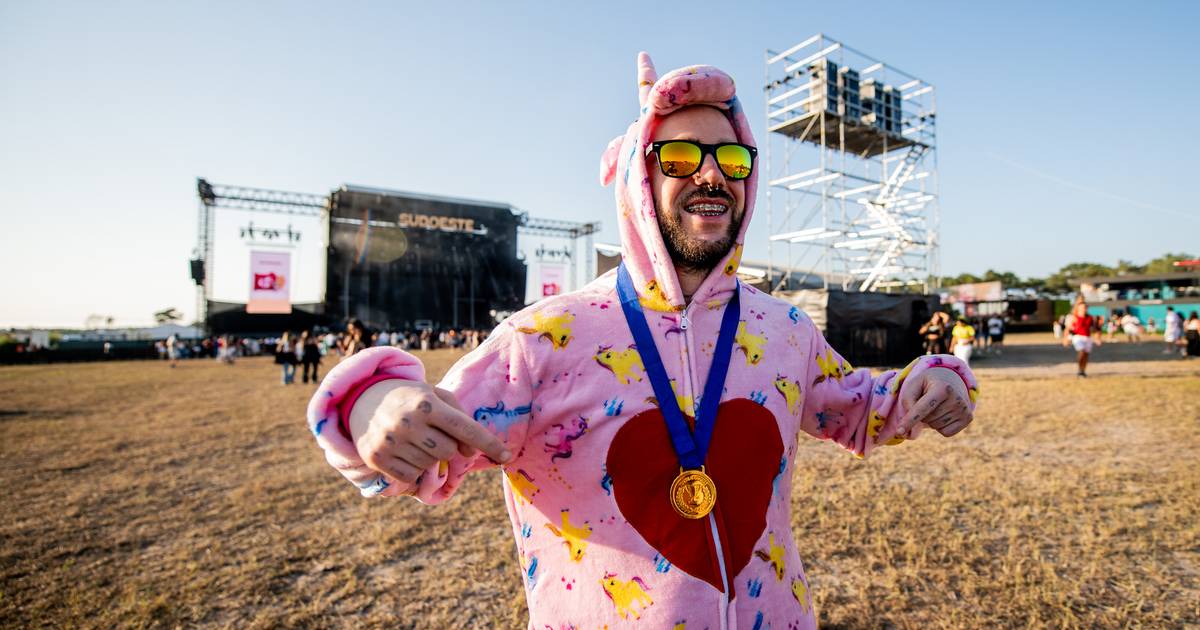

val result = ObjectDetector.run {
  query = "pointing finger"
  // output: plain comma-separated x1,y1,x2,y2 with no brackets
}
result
433,387,467,412
427,402,513,464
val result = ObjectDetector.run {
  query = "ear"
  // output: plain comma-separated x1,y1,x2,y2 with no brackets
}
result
637,51,657,108
598,135,623,186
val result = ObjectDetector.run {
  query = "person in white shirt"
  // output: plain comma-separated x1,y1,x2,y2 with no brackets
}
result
1120,312,1142,343
1163,307,1183,354
986,315,1005,355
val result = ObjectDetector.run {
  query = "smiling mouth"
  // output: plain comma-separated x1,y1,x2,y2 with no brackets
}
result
684,201,729,217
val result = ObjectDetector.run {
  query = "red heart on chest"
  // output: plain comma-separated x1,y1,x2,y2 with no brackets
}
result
605,398,784,595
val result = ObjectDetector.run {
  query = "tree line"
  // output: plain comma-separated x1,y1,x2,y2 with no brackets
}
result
941,252,1195,293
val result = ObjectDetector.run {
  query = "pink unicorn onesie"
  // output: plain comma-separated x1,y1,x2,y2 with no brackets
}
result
307,53,979,629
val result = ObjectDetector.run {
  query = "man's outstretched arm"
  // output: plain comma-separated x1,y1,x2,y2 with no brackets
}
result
306,327,531,501
347,380,512,491
796,317,979,458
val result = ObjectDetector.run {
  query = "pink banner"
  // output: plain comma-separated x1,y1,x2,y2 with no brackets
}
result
541,264,565,297
947,280,1002,303
247,251,292,314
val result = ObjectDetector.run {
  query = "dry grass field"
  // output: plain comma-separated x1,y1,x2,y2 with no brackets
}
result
2,335,1198,629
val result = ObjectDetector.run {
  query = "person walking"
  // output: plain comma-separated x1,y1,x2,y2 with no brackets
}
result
275,332,298,385
1164,306,1184,355
1104,314,1118,343
1063,300,1102,377
218,335,236,364
1120,311,1142,343
986,314,1005,355
300,330,322,384
1185,311,1200,358
340,320,370,359
950,317,976,365
918,312,947,355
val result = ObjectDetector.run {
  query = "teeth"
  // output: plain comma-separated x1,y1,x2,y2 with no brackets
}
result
686,203,727,216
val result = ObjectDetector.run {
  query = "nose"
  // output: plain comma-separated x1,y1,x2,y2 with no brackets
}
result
693,152,727,188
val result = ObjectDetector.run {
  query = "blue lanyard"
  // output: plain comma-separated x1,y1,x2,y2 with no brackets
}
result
616,262,740,469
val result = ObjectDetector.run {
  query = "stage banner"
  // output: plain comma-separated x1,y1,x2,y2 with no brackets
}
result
247,251,292,314
541,263,565,297
947,280,1002,303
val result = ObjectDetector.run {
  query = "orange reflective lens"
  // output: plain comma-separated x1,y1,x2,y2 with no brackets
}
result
650,141,755,180
657,141,702,177
714,144,753,179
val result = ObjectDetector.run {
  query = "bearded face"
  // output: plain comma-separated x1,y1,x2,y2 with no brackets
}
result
657,184,743,273
648,106,747,274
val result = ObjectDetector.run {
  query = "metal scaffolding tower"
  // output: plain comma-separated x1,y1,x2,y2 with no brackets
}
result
764,34,939,293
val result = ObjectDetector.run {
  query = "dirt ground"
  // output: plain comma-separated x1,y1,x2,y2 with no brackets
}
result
1,334,1197,629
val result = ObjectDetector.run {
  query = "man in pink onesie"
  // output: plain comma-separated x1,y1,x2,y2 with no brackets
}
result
307,53,978,629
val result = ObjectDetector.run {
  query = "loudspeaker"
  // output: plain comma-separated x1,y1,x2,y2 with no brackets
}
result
190,259,205,285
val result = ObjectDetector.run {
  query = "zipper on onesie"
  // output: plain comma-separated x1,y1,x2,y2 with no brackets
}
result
679,303,731,630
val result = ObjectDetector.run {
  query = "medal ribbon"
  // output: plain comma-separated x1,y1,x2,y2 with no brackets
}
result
616,262,740,469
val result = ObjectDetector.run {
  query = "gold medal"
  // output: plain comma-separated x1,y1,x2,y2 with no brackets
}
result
670,466,717,519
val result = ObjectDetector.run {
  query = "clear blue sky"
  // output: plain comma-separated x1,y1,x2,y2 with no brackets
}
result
2,1,1196,328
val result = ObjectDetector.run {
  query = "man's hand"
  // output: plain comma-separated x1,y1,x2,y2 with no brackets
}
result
897,367,973,438
348,380,513,486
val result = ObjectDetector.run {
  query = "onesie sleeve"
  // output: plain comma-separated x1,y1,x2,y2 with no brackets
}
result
797,318,979,458
306,326,535,502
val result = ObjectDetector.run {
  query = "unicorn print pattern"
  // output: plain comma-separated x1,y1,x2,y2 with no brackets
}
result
305,51,979,630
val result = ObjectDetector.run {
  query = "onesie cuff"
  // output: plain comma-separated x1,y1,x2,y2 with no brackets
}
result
305,347,426,497
892,353,980,430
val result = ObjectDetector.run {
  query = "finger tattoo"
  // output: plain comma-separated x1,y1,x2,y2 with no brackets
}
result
387,465,410,480
417,400,433,414
422,437,437,450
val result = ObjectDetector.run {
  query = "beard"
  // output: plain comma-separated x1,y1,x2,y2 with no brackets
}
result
657,186,743,273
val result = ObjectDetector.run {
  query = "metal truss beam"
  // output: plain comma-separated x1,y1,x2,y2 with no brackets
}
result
518,215,601,239
197,178,325,216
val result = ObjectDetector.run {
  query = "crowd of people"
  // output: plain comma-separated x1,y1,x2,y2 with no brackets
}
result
155,333,261,366
158,306,1198,380
912,301,1200,372
268,321,491,385
918,311,1007,366
1052,305,1200,358
154,321,494,384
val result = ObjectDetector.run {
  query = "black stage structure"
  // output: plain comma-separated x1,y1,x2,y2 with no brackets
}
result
193,179,598,335
781,288,941,367
327,185,526,331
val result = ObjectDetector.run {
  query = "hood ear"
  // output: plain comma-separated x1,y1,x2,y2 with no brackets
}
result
600,52,657,187
637,51,657,108
598,134,623,186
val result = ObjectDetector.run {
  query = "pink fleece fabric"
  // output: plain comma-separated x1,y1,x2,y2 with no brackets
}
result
307,52,979,629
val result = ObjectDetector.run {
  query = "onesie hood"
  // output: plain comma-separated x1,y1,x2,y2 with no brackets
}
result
599,52,757,312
